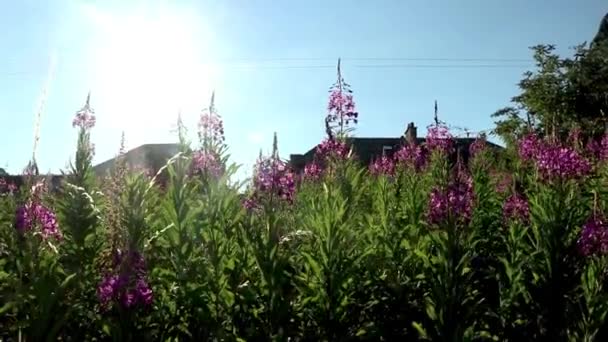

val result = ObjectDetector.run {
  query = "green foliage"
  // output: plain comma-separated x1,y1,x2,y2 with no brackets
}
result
3,26,608,337
492,41,608,145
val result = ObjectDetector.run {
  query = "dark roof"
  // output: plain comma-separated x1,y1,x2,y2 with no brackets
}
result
292,137,502,160
289,136,503,172
93,143,180,177
0,144,181,192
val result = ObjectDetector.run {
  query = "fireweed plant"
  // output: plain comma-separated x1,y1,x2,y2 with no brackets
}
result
4,64,608,340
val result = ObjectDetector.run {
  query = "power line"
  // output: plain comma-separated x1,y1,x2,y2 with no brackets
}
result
198,57,533,63
0,63,534,76
354,64,532,69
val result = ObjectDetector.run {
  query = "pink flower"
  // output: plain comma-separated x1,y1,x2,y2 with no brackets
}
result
369,155,395,176
97,275,119,307
304,162,324,181
192,150,223,178
427,169,474,226
15,202,61,240
198,107,225,145
518,133,542,162
578,216,608,257
325,62,359,136
7,183,17,193
72,103,96,130
97,250,153,310
0,179,15,195
520,135,591,181
249,156,296,205
327,90,358,127
535,143,591,181
469,136,487,157
426,124,454,154
394,144,427,171
316,138,350,161
503,193,530,223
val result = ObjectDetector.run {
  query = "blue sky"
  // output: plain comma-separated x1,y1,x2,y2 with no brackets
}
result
0,0,606,178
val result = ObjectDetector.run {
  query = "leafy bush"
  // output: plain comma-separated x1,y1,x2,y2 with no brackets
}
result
2,67,608,342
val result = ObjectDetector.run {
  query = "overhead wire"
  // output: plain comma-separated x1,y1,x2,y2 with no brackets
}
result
0,56,536,76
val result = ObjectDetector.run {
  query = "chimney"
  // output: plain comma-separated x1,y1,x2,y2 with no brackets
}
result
405,122,417,145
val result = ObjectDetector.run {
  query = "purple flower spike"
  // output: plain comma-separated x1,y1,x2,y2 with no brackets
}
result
518,133,542,162
15,203,61,239
15,206,33,233
469,136,487,157
198,105,225,144
600,135,608,161
253,157,296,204
192,150,223,178
535,144,591,181
427,174,474,226
327,89,358,127
503,194,530,223
578,217,608,257
426,124,454,154
135,279,153,306
369,155,395,176
37,205,61,240
304,162,324,180
316,138,350,161
72,97,96,130
97,274,119,306
97,248,153,310
394,144,427,171
122,290,137,309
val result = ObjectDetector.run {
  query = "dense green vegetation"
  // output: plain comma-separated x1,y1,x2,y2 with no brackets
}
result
1,18,608,340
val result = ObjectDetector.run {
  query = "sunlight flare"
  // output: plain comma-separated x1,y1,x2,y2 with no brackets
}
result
80,2,218,146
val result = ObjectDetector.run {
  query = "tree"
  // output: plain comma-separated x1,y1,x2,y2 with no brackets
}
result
492,13,608,145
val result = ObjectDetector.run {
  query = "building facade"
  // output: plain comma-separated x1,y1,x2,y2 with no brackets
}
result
289,122,503,174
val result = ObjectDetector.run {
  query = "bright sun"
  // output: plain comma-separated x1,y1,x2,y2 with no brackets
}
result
80,2,217,144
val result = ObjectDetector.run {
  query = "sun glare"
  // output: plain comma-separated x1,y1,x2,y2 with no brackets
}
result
80,2,217,145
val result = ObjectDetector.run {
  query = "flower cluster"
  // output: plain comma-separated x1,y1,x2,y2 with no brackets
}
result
72,102,96,130
394,144,427,171
427,172,474,226
327,88,358,127
469,136,487,157
426,124,454,154
15,201,61,240
303,162,323,181
300,138,351,182
198,107,225,145
600,135,608,161
520,134,591,180
192,150,223,178
503,193,530,223
250,156,296,205
518,133,542,162
97,250,153,310
535,144,591,181
316,138,350,161
577,217,608,257
325,61,358,137
0,178,17,195
587,134,608,161
369,155,395,176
